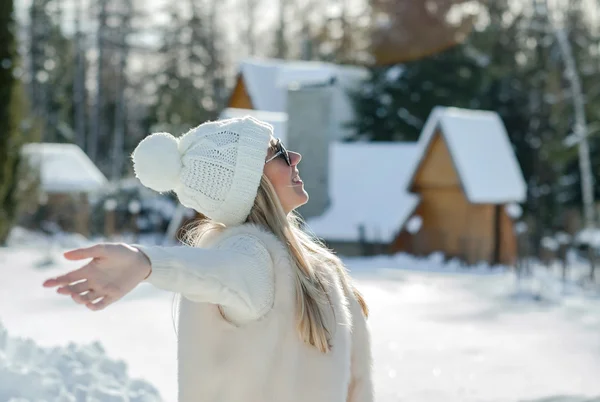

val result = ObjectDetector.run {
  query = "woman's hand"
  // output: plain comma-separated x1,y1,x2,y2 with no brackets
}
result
42,243,152,311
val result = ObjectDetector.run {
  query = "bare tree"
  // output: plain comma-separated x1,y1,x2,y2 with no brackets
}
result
28,0,50,137
246,0,258,55
275,0,288,58
73,0,87,151
110,0,133,180
90,0,109,163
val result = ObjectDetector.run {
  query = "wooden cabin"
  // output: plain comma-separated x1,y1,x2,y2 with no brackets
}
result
307,107,527,266
394,107,526,265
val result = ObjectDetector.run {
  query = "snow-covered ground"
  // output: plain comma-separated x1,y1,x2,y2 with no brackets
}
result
2,228,600,402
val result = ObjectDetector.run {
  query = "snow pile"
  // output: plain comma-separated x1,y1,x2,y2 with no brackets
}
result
512,258,600,303
344,251,507,275
0,321,162,402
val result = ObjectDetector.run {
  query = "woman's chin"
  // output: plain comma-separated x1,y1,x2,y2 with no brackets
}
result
292,188,309,209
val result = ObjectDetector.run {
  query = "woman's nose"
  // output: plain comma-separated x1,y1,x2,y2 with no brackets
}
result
289,151,302,166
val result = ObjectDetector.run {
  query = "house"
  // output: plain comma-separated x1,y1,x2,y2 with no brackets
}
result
227,58,368,142
20,143,108,236
396,107,526,265
307,107,527,265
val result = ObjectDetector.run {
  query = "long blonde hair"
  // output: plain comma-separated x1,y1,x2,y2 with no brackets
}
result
182,175,368,353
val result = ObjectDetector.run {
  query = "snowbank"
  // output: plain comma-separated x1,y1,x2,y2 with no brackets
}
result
0,321,162,402
344,251,508,275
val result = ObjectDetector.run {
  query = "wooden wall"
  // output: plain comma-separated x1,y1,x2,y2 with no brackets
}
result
498,205,518,265
395,132,518,265
228,76,254,109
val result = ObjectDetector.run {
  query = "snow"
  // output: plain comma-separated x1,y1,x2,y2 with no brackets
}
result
276,67,335,88
541,236,560,251
410,107,527,204
505,202,523,219
220,107,288,143
21,143,108,194
0,321,162,402
406,215,423,234
307,142,421,243
514,221,528,234
238,58,368,141
556,232,573,245
575,227,600,248
4,227,600,402
385,65,404,82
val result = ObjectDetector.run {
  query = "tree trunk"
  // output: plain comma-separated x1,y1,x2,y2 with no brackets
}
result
0,0,18,244
246,0,257,55
275,0,287,58
111,2,132,180
73,0,87,151
90,0,109,164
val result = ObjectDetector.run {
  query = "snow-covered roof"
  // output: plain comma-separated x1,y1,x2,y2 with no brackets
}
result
307,142,421,243
238,58,368,140
220,108,288,143
408,107,527,203
21,143,108,193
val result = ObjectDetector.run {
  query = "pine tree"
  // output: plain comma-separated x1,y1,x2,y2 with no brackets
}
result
144,1,225,135
28,0,76,143
0,0,39,244
348,43,487,142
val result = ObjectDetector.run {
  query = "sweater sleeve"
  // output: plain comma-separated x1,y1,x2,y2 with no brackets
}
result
347,296,374,402
134,234,274,324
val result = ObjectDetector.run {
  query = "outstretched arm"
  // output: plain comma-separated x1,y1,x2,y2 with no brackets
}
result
136,234,274,323
43,235,275,324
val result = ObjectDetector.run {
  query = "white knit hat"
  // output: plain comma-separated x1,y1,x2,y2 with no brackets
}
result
131,116,273,226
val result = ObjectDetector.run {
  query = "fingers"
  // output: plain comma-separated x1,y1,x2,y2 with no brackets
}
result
57,280,92,295
71,290,102,305
86,296,113,311
43,265,92,288
63,244,107,261
54,279,117,311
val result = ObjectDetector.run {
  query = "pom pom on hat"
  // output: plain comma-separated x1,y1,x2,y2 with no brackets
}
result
132,132,182,192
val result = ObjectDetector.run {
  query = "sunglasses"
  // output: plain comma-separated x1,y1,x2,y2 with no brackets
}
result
265,139,291,166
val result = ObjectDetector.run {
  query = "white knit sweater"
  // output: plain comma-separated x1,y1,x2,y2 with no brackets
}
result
136,223,373,402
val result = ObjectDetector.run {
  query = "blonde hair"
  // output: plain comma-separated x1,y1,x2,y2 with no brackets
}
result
181,174,368,353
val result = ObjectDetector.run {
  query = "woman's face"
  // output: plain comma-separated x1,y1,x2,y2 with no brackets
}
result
263,138,309,214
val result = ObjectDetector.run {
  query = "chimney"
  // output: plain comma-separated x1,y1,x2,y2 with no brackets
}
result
285,82,333,220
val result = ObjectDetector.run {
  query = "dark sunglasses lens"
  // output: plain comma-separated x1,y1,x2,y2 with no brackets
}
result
279,142,291,166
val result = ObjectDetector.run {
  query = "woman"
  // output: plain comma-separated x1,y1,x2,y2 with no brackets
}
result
43,116,373,402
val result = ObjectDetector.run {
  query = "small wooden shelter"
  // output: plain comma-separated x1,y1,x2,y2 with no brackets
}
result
395,107,527,264
20,143,108,236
